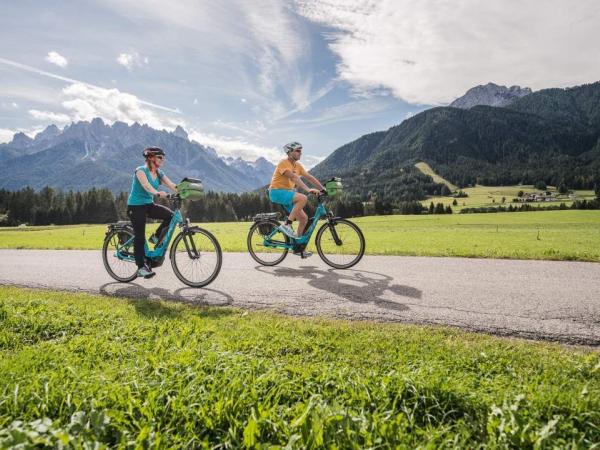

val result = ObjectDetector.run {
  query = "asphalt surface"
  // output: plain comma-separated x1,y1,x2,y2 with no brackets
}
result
1,250,599,345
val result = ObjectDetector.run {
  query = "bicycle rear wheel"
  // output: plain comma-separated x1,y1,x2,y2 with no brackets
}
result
170,228,222,287
247,220,290,266
102,229,138,282
315,218,365,269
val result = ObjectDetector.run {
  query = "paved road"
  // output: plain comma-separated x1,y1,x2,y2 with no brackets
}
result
1,250,599,345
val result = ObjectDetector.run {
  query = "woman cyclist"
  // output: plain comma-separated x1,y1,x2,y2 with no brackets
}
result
127,146,178,279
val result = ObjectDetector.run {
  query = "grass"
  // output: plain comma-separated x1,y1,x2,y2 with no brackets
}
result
0,286,598,448
2,210,600,261
414,162,596,211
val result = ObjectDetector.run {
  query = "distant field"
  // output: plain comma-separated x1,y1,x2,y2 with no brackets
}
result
1,286,598,447
2,210,600,261
422,184,596,211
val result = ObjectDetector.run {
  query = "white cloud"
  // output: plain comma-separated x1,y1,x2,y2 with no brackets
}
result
296,0,600,104
28,109,71,124
188,129,323,167
1,101,19,110
0,126,45,144
188,130,280,163
117,52,149,70
45,51,68,68
60,83,180,129
0,128,15,143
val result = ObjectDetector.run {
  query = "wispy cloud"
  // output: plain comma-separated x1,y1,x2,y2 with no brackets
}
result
29,109,71,124
0,101,19,110
117,51,149,70
296,0,600,104
45,51,68,68
0,57,180,114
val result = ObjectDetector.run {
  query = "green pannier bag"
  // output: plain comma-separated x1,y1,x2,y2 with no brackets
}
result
325,177,343,197
177,177,204,200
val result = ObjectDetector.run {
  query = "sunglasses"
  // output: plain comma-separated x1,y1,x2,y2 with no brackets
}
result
155,155,164,160
293,149,302,153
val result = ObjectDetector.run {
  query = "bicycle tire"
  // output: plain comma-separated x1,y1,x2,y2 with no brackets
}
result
315,218,365,269
102,228,138,282
247,219,290,266
170,228,222,287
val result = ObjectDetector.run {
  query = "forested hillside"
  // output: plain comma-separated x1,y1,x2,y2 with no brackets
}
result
311,82,600,200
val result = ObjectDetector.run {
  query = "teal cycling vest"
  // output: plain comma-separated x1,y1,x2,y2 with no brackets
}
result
127,166,164,206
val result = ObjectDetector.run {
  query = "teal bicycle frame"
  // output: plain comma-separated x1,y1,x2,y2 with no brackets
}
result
263,198,337,249
116,200,197,264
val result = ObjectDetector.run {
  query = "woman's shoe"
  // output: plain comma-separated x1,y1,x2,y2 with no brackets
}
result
137,264,156,279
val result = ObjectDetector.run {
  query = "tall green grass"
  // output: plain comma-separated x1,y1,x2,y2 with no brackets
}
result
1,287,599,448
2,210,600,261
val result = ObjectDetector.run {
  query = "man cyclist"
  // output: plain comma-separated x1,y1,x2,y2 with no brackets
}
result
268,141,325,258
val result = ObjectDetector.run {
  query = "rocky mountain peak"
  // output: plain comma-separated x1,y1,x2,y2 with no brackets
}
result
34,124,60,142
450,82,532,109
254,157,274,170
172,125,189,140
9,132,33,149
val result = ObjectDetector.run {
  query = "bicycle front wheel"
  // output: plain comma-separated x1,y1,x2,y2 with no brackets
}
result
315,219,365,269
102,228,138,282
170,228,222,287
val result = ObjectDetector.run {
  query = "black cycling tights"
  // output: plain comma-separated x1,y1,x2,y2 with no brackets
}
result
127,203,173,268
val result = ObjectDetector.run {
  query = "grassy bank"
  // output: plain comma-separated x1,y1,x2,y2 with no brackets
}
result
1,286,598,447
1,210,600,261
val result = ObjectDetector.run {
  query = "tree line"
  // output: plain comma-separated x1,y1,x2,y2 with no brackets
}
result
0,186,458,226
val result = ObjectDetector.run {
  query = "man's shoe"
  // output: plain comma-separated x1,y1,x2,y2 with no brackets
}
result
137,264,156,279
279,223,297,238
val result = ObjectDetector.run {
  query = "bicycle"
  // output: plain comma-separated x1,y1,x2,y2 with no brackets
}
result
247,178,365,269
102,178,222,287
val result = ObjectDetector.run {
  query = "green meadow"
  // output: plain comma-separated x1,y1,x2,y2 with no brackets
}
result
414,164,596,211
2,210,600,261
1,286,598,448
423,185,596,211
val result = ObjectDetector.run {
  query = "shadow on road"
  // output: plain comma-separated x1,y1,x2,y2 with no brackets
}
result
255,265,420,311
99,282,234,318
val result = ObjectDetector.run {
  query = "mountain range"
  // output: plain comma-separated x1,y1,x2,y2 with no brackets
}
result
311,81,600,199
2,81,600,200
0,119,274,193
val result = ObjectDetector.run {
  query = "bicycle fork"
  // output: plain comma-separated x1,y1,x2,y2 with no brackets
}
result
327,220,343,246
182,231,200,259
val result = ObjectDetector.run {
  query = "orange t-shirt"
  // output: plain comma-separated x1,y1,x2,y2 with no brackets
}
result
269,158,308,190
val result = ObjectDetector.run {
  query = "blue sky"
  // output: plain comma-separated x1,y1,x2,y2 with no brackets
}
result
1,0,599,165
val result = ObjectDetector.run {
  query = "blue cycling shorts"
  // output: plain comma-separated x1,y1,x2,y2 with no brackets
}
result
269,188,295,213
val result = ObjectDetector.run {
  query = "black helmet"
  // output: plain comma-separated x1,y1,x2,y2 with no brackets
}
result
142,146,165,159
